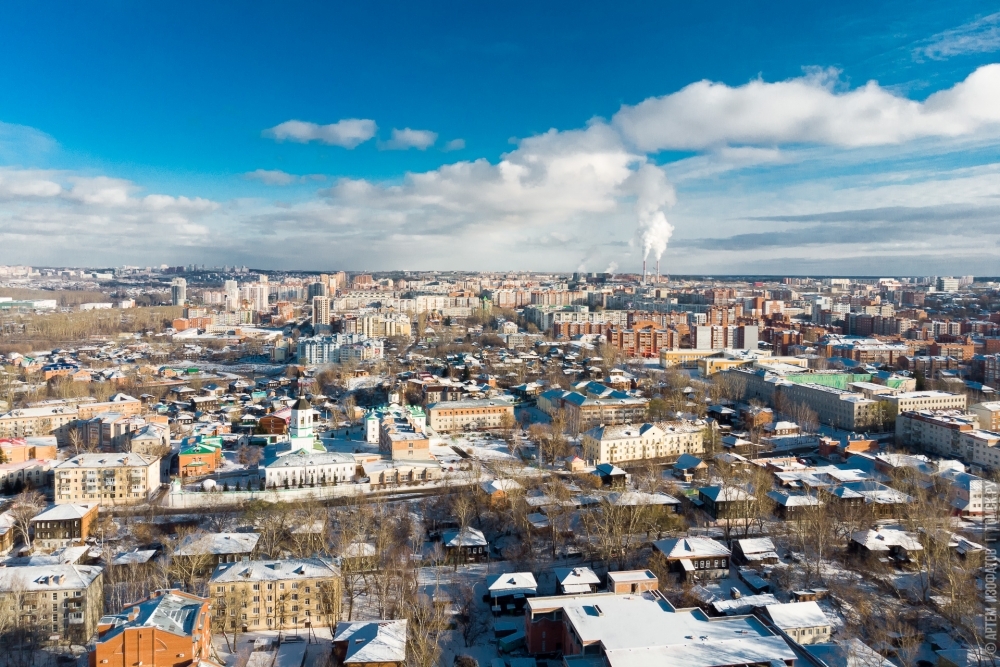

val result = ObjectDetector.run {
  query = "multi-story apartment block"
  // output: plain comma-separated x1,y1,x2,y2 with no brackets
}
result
210,558,342,632
296,334,384,364
581,422,704,465
0,564,104,643
896,410,977,460
91,590,214,667
54,453,161,506
775,382,882,431
311,296,331,328
691,324,758,350
605,322,678,357
882,391,967,420
539,388,649,433
0,405,79,444
426,398,515,432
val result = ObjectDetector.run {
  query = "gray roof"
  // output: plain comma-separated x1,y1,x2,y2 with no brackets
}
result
98,591,206,642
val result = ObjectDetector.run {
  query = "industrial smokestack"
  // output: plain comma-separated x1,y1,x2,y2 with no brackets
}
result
656,259,660,284
642,259,646,285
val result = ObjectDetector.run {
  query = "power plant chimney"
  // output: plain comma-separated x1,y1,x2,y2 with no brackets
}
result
642,259,646,285
656,259,660,284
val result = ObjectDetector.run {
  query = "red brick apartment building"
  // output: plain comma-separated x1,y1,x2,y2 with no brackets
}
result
91,590,217,667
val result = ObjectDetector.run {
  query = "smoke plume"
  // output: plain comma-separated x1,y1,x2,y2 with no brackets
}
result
631,163,676,265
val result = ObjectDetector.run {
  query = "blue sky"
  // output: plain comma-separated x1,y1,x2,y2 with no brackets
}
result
1,1,999,273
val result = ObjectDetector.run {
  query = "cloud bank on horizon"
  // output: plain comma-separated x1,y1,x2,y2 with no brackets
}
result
2,63,1000,273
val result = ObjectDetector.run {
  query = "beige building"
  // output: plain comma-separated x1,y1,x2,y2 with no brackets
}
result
426,398,514,432
970,401,1000,431
882,391,967,421
0,564,104,643
0,396,142,445
0,405,79,444
54,453,161,506
582,422,704,465
210,558,342,632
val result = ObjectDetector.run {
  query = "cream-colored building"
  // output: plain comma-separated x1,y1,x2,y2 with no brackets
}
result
0,406,79,444
881,391,967,421
210,558,342,632
0,564,104,643
54,453,161,506
582,422,704,465
970,401,1000,431
426,398,514,432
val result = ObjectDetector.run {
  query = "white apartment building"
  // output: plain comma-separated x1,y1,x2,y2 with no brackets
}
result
958,430,1000,471
581,422,704,465
896,410,978,459
54,453,161,506
296,334,384,365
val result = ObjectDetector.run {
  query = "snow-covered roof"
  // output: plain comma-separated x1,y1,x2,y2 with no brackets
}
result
767,490,822,507
442,527,487,548
334,619,407,664
653,537,731,559
850,528,923,552
554,566,601,588
98,591,207,643
30,503,98,522
765,601,830,630
112,549,158,566
607,491,680,506
175,532,260,557
806,638,898,667
487,572,538,595
210,558,339,583
0,564,102,591
526,591,795,667
735,537,778,556
480,478,523,495
711,594,779,615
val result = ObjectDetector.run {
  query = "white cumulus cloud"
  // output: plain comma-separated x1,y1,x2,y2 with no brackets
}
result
263,118,377,148
382,128,438,150
613,64,1000,151
244,169,297,186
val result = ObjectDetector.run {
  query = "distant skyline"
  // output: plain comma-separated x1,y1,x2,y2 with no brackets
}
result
1,2,999,274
